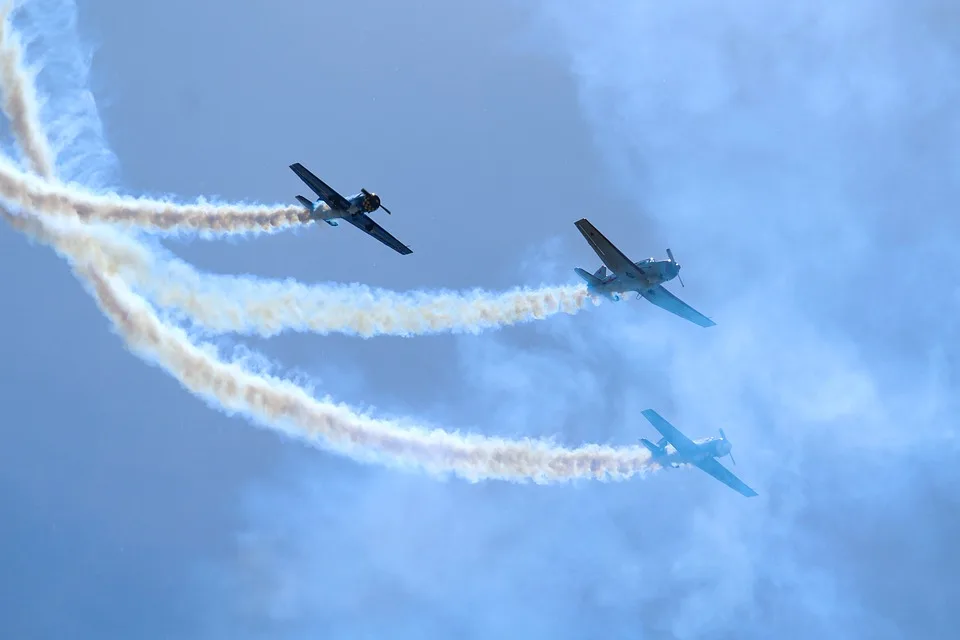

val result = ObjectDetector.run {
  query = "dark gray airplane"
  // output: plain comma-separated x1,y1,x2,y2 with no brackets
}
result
289,162,412,255
573,218,715,327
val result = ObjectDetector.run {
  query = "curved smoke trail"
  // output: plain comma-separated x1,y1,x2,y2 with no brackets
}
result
142,269,596,339
0,2,600,342
0,152,310,234
0,0,598,340
0,0,651,483
8,0,120,187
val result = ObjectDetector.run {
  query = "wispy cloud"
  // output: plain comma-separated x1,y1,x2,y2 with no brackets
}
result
205,1,960,637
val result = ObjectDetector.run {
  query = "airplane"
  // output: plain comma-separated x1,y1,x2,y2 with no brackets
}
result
572,218,715,327
289,162,413,256
639,408,758,497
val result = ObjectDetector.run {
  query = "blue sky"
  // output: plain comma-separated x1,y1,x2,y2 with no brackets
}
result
1,0,958,638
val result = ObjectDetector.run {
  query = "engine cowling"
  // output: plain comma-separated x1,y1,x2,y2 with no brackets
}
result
362,192,380,212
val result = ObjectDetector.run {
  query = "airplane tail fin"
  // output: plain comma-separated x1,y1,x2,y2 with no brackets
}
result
640,435,669,457
575,267,604,288
639,438,662,455
295,195,314,210
576,267,621,300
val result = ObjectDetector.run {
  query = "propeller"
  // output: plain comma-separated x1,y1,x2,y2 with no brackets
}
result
719,428,736,465
361,188,392,214
666,248,684,287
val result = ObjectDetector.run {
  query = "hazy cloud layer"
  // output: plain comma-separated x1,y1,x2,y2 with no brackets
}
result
1,0,957,638
206,1,959,638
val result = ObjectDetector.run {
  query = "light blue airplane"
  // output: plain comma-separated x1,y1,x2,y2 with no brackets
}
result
289,162,413,255
573,218,715,327
639,409,758,497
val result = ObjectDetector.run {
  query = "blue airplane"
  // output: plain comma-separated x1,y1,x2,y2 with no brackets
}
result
573,218,715,327
639,409,757,497
289,162,413,255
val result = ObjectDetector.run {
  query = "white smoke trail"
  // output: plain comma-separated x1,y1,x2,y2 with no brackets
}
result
83,265,653,482
18,205,600,339
9,0,119,187
0,18,301,237
0,1,654,483
0,151,309,235
0,1,147,280
142,269,596,338
0,1,52,176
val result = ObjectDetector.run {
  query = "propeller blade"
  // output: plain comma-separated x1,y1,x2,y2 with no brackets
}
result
719,428,726,439
666,247,675,262
678,273,685,287
380,204,392,215
729,452,737,466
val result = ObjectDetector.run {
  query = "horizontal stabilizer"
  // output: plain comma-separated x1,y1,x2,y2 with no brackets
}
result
295,194,314,210
639,438,662,455
574,267,604,287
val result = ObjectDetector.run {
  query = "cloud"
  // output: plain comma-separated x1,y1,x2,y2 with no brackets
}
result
205,1,960,638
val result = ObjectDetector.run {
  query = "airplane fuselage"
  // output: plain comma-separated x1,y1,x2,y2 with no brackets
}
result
637,408,753,496
307,191,382,225
646,436,731,468
584,259,680,301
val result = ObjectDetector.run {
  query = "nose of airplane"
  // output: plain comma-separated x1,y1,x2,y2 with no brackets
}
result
665,251,684,286
717,431,731,454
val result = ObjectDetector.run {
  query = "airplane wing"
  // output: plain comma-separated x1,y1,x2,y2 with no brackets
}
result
574,218,645,280
692,457,759,497
640,285,716,327
640,409,699,455
343,213,413,255
289,163,353,211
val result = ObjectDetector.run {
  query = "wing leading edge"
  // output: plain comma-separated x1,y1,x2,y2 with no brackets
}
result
692,458,758,498
289,163,352,211
641,409,699,454
574,218,644,280
640,285,716,328
342,213,413,256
